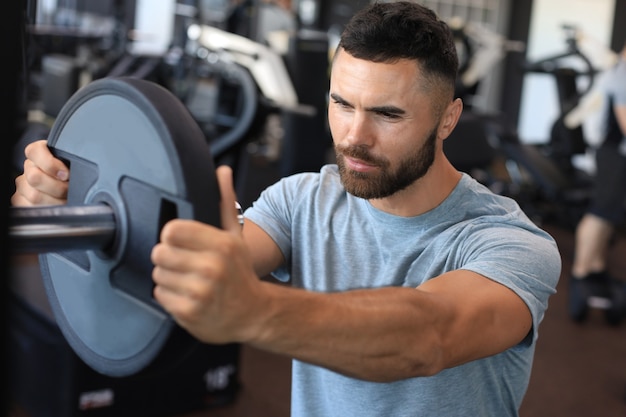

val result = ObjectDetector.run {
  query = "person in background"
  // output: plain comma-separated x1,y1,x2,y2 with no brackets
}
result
12,2,561,416
569,41,626,324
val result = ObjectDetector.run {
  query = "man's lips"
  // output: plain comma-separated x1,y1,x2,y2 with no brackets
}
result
343,155,378,172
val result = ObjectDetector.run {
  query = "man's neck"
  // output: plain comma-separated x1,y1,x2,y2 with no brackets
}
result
368,162,462,217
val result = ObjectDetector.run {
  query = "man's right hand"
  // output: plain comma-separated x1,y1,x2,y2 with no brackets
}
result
11,139,70,207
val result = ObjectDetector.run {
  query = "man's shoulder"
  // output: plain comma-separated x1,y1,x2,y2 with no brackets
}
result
258,164,343,207
279,164,341,189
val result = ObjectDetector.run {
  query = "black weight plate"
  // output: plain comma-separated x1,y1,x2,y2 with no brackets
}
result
39,77,221,377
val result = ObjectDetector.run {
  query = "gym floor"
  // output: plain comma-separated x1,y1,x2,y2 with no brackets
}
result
8,155,626,417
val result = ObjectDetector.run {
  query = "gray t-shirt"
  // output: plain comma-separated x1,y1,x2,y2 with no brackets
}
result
244,166,561,417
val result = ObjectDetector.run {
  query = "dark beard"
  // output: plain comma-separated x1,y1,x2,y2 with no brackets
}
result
335,126,438,199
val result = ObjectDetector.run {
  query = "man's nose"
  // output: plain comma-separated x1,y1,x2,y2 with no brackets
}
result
344,113,373,146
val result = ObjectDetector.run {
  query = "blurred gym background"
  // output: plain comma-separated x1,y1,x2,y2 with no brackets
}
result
3,1,626,416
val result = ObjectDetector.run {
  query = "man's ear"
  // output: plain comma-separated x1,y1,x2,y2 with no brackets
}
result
439,98,463,140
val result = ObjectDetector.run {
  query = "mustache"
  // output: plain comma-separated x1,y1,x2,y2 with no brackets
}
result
335,145,385,166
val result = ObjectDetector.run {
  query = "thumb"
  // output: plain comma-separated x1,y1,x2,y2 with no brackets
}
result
216,165,242,233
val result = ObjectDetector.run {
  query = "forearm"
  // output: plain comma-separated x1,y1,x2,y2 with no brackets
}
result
248,283,448,382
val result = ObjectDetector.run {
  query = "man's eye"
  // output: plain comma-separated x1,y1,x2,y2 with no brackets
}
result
379,111,399,119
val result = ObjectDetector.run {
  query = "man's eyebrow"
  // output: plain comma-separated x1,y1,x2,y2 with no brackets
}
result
366,104,406,115
329,93,406,115
330,92,349,105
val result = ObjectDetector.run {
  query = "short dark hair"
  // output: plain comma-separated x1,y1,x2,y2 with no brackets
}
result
338,1,458,98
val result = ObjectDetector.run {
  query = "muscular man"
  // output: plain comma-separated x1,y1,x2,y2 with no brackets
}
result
13,2,561,415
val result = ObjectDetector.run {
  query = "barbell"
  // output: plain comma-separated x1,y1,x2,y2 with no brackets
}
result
9,76,223,377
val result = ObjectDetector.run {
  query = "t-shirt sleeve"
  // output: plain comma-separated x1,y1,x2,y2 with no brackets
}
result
455,220,561,345
607,62,626,105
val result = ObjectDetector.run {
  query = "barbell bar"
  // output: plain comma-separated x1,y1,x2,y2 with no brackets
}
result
10,205,116,253
10,202,243,254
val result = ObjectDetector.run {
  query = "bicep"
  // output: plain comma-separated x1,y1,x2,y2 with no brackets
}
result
417,269,532,368
242,219,285,278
